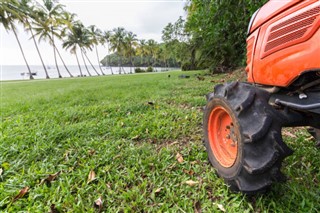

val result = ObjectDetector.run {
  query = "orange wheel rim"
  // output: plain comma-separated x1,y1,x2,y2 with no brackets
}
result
208,106,238,168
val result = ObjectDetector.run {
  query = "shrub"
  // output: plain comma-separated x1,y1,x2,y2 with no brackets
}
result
181,62,191,71
146,66,153,72
134,67,145,73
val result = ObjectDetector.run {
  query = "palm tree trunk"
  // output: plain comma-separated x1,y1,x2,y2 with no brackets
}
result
27,19,49,79
51,32,62,78
80,48,91,76
11,23,33,80
122,66,126,74
118,57,122,74
129,55,132,74
110,66,114,75
83,50,100,76
75,51,83,77
107,45,114,75
95,45,105,75
55,45,73,77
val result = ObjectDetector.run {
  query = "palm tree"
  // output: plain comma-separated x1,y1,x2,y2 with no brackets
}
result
63,21,93,77
1,0,33,79
109,27,127,74
55,11,79,77
19,0,50,79
123,32,138,74
80,26,101,76
146,39,157,67
89,25,105,75
63,22,84,77
101,30,113,75
137,39,147,67
155,44,164,69
33,0,71,78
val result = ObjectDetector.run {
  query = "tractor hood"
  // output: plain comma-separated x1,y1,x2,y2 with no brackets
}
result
249,0,303,34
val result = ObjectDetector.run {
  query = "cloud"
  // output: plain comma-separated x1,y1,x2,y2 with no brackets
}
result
61,0,186,40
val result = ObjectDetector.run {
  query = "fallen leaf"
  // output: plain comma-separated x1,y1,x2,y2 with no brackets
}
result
50,204,60,213
13,186,29,203
131,135,140,140
87,170,96,184
94,197,103,212
214,203,226,212
185,180,199,186
64,151,71,161
113,154,121,160
191,161,198,165
283,130,297,138
176,153,184,163
40,171,61,185
155,187,163,193
88,149,96,156
306,136,314,141
194,201,202,213
169,141,179,146
183,169,195,176
168,163,176,170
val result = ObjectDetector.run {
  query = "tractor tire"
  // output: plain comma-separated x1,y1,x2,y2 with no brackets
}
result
203,82,293,194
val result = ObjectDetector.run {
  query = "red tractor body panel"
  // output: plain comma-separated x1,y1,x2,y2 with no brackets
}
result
250,0,303,34
246,0,320,87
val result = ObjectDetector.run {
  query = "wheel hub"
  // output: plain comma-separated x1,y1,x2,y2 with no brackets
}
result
208,107,238,168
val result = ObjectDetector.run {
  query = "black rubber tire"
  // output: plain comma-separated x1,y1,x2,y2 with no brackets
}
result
203,82,293,194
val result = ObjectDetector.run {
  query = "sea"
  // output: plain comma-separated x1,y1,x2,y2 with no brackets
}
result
0,65,172,81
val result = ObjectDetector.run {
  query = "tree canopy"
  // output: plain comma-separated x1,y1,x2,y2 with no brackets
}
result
183,0,268,72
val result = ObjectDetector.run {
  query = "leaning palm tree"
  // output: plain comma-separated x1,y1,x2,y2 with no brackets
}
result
19,0,50,78
33,0,73,78
109,27,127,74
101,30,114,75
63,21,93,77
80,26,101,76
1,0,33,79
88,25,105,75
63,22,84,77
123,32,138,74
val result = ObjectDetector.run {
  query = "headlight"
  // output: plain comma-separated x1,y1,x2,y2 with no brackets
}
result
247,8,260,35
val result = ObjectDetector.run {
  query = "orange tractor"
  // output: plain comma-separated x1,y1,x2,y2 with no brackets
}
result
203,0,320,194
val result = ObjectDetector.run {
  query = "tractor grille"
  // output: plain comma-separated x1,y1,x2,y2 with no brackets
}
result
246,37,255,65
264,5,320,53
245,36,255,73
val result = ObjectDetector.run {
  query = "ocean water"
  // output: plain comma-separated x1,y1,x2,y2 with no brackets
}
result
0,65,171,81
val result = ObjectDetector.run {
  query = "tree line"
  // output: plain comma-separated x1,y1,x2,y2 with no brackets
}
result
162,0,268,72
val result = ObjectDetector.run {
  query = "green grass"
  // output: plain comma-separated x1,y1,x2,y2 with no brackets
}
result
0,71,319,212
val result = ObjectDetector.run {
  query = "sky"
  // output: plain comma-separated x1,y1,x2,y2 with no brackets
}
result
0,0,187,65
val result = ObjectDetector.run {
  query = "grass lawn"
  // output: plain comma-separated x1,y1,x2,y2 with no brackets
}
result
0,71,319,212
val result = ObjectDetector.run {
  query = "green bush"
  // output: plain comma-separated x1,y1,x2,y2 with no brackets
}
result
134,67,145,73
181,62,197,71
186,0,268,73
146,66,153,72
